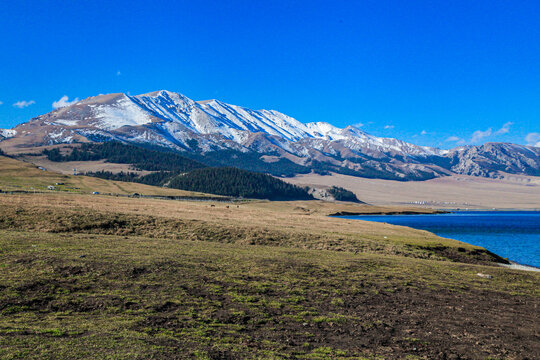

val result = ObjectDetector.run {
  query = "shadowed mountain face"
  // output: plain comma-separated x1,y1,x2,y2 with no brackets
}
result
1,90,539,180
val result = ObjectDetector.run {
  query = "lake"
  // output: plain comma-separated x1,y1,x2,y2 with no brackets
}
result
339,211,540,268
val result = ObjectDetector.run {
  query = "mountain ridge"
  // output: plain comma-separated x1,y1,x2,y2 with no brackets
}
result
1,90,539,180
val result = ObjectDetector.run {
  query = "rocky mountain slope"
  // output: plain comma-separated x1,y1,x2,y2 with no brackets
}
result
1,90,538,180
446,143,540,177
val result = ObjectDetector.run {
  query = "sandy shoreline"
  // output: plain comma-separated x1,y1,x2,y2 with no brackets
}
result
499,262,540,272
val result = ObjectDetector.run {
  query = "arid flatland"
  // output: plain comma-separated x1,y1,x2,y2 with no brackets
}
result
286,172,540,209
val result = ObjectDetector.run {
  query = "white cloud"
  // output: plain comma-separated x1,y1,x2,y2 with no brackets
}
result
384,125,394,129
445,136,461,142
13,100,35,108
117,70,122,76
353,122,364,128
471,128,492,143
495,121,513,135
52,95,79,109
525,132,540,147
0,101,3,105
420,130,427,135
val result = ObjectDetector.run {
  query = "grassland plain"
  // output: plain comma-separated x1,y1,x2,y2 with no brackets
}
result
0,191,539,359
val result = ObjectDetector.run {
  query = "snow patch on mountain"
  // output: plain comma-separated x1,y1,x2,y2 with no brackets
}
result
94,96,153,130
0,129,17,138
125,90,444,158
54,119,80,126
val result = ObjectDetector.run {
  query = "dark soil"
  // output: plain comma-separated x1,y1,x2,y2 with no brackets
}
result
1,243,538,359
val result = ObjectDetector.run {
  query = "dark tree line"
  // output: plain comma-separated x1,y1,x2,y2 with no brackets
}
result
85,170,172,186
39,141,372,200
327,186,361,203
180,149,311,177
168,167,313,200
43,142,205,173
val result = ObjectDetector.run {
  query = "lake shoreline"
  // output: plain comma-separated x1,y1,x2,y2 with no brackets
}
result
499,261,540,272
328,209,447,216
338,211,540,269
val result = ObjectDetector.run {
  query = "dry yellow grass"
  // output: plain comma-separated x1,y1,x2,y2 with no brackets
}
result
0,191,488,261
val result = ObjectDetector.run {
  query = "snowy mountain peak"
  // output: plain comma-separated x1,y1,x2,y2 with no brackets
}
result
2,89,448,159
6,89,525,180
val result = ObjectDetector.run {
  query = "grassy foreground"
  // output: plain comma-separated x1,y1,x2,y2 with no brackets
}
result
0,192,538,359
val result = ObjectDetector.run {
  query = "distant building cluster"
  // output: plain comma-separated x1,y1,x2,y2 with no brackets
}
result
405,200,471,206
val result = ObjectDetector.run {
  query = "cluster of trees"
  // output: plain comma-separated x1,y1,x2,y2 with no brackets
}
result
42,142,310,178
327,186,361,203
41,142,312,200
168,167,313,201
43,142,205,173
83,170,173,186
40,141,365,200
182,149,311,177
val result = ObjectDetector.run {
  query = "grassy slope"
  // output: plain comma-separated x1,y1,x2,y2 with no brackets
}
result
0,156,538,358
0,193,499,264
0,155,215,197
0,227,538,359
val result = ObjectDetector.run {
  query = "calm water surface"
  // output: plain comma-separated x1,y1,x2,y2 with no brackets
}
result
339,211,540,267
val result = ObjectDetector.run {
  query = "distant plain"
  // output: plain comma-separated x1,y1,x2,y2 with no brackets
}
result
286,172,540,209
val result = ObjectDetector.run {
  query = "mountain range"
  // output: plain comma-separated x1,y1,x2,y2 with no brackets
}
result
1,90,539,180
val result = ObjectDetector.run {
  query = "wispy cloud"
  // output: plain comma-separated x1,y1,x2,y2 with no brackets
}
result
353,122,364,128
117,70,122,76
525,132,540,147
471,128,492,143
384,125,394,129
495,121,513,135
445,136,466,145
13,100,35,108
0,100,3,106
420,130,427,135
52,95,79,109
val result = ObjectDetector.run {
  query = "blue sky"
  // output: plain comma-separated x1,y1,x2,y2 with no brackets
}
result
1,0,539,148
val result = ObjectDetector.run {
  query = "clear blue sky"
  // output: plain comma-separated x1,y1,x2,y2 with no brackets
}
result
1,0,539,148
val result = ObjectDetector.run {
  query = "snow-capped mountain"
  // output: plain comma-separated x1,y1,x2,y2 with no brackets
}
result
1,90,538,180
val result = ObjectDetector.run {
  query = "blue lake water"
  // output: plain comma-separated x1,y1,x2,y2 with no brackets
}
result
339,211,540,268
